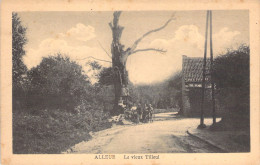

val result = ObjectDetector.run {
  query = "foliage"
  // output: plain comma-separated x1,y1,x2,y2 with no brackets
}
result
168,71,183,112
213,45,249,89
12,13,112,154
12,12,28,108
98,67,114,86
13,106,111,154
13,55,112,153
212,45,250,129
129,84,163,107
26,54,92,110
86,61,102,71
127,71,183,110
168,71,182,89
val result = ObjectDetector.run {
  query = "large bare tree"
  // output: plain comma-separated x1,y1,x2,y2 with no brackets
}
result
109,11,175,114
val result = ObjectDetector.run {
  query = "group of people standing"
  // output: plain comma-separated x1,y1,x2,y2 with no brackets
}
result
117,98,155,124
131,103,154,123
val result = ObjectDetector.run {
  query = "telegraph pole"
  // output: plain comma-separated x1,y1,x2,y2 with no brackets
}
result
198,10,209,129
209,11,216,125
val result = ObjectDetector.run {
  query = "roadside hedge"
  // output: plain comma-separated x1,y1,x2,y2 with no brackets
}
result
212,45,250,130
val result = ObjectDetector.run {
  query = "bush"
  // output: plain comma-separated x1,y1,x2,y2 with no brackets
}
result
13,102,111,154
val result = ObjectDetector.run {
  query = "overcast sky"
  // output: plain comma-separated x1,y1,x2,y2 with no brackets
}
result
18,10,249,84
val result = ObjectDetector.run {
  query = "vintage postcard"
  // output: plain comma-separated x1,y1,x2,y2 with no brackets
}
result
1,0,259,164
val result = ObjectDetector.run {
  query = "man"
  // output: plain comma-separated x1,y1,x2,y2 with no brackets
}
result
136,103,142,123
142,104,149,122
130,104,138,123
148,104,154,122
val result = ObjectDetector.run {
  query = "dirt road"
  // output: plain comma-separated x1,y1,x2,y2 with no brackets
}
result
65,112,223,153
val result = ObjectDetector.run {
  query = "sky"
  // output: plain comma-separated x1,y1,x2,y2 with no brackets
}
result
18,10,249,85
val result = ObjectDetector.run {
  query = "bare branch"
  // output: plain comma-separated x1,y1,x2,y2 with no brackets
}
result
76,56,112,63
131,48,167,55
97,40,112,59
130,14,175,53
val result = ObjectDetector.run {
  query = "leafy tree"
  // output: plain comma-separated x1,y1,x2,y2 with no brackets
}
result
168,71,183,113
12,13,28,95
168,71,182,89
14,54,112,153
86,61,102,71
27,54,92,110
213,45,250,129
85,61,103,84
98,67,114,86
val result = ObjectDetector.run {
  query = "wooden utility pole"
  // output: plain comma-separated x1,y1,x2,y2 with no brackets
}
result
209,11,216,125
198,10,209,129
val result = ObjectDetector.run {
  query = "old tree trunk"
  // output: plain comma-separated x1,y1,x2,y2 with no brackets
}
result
109,11,174,115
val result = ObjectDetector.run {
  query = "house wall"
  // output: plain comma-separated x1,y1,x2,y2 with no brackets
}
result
188,87,212,116
182,85,224,117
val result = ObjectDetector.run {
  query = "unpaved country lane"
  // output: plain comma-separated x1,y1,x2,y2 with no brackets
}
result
67,112,223,153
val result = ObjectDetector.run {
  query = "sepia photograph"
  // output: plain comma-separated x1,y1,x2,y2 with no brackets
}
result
1,0,259,164
12,10,250,154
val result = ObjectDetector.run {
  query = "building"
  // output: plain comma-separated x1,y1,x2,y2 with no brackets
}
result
182,55,214,116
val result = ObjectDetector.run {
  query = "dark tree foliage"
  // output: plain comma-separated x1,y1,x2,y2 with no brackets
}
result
127,71,183,110
86,61,102,72
213,45,249,89
213,45,250,129
98,67,114,86
168,71,183,113
26,54,92,111
88,61,102,70
12,13,28,94
168,71,182,89
13,54,112,154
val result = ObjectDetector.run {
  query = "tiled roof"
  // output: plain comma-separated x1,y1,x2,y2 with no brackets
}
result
182,55,211,83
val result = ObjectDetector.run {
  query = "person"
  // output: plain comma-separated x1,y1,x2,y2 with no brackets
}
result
124,102,133,119
136,103,142,123
142,104,149,122
130,104,138,123
147,104,154,122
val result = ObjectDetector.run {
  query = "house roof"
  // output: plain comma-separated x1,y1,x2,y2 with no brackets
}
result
182,55,211,83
